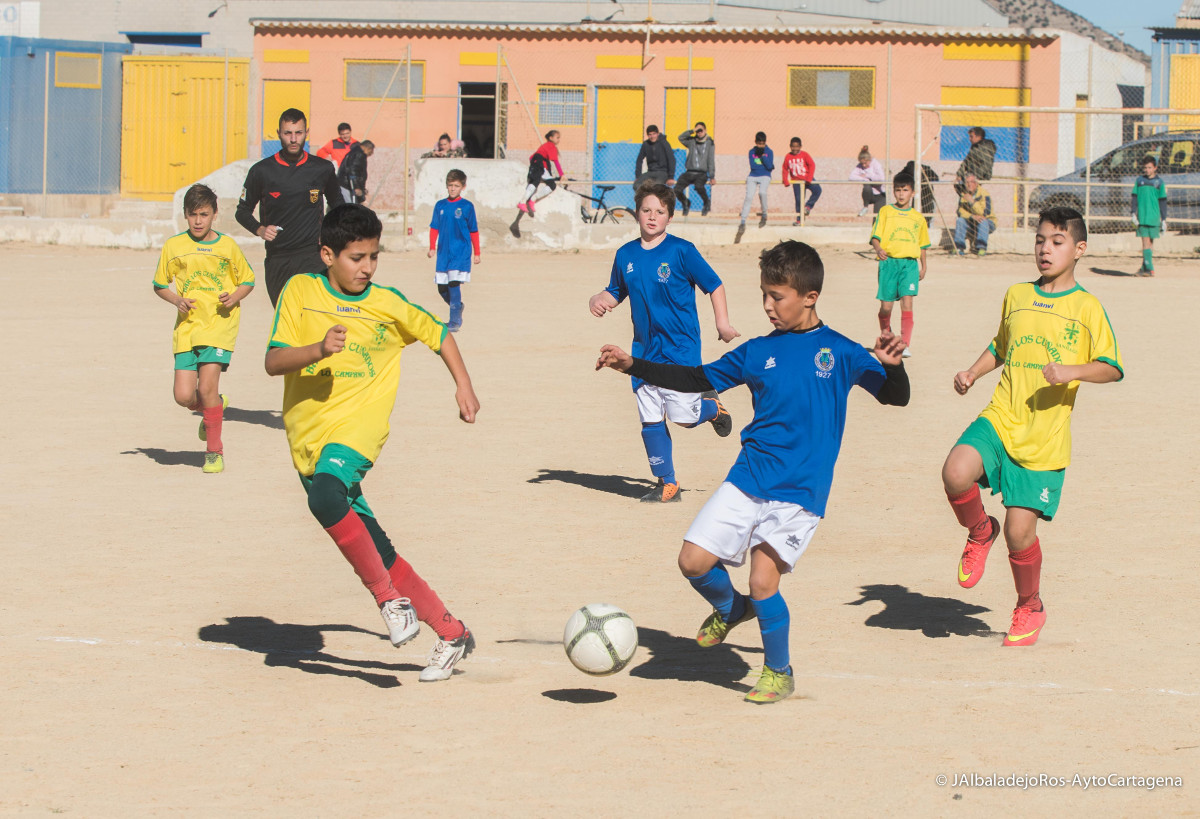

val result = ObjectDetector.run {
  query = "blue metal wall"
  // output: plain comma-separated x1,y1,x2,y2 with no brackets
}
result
0,37,129,194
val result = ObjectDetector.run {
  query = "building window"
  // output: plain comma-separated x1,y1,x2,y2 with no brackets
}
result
538,85,586,127
55,52,102,89
787,66,874,109
344,60,425,101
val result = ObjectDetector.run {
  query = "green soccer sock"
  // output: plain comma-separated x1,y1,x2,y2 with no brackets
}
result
1143,248,1153,271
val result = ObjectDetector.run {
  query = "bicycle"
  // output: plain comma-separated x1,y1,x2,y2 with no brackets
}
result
564,183,636,224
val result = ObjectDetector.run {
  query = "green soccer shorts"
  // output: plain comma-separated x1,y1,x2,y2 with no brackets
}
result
955,417,1065,521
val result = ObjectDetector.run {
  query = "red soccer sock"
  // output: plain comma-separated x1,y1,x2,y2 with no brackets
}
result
201,405,224,453
947,485,992,541
900,310,914,345
1009,539,1043,609
326,511,399,606
388,556,465,640
878,313,892,334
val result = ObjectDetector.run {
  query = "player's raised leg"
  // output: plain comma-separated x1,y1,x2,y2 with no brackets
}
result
197,362,225,473
679,541,755,647
943,442,999,589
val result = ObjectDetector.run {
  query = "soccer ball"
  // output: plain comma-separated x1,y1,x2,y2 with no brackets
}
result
562,604,639,676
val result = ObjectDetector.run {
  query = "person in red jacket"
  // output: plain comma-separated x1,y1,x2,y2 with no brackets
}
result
316,123,356,167
782,137,821,225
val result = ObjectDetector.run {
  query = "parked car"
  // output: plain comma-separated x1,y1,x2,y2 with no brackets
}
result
1028,131,1200,231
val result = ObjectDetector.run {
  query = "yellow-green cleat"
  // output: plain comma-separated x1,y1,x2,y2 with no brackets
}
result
202,452,224,474
745,666,795,704
198,394,230,441
696,602,756,648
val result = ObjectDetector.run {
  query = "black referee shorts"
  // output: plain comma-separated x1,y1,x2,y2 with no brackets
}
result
265,247,326,306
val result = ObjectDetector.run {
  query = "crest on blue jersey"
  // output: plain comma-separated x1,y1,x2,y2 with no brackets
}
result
814,347,835,372
657,262,672,283
455,207,462,218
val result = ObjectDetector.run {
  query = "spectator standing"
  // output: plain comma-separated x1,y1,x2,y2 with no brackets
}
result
337,140,375,204
316,122,356,167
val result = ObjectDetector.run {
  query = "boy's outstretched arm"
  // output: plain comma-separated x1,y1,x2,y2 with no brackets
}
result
589,290,619,317
596,344,715,392
437,333,479,423
954,349,1003,395
708,284,740,342
1042,361,1122,386
265,325,346,376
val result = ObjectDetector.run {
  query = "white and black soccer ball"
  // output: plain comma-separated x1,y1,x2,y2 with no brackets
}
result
562,604,639,676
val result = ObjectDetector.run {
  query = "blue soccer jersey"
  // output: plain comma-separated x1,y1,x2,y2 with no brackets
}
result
702,325,886,515
430,197,478,272
605,234,723,390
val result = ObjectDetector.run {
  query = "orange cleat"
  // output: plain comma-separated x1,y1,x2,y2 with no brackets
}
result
1002,604,1046,647
957,515,999,589
640,479,681,503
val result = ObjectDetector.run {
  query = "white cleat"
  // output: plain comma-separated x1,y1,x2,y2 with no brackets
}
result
419,628,476,682
380,598,420,647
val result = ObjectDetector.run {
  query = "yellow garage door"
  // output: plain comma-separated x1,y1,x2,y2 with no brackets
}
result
263,80,311,149
121,57,250,199
1170,54,1200,132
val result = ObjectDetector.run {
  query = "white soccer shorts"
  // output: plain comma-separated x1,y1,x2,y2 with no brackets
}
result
635,383,703,425
683,482,821,572
434,269,471,285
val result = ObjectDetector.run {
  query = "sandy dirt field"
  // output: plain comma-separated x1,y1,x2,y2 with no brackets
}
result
0,235,1196,816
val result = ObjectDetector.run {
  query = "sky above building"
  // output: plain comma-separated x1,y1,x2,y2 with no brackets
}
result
1054,0,1182,54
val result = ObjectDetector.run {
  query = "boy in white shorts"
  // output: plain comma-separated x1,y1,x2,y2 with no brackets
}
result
596,240,910,702
589,182,739,503
428,169,480,332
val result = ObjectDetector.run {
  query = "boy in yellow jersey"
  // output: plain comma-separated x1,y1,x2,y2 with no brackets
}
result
266,203,481,682
942,207,1123,647
870,172,928,359
153,184,255,474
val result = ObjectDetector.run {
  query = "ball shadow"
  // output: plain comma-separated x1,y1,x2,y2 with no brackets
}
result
541,688,618,703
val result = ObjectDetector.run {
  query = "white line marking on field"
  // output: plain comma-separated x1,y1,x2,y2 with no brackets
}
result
11,634,1198,696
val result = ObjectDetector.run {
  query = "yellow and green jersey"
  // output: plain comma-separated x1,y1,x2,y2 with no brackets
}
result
871,205,930,259
268,273,448,476
153,231,255,353
980,282,1123,470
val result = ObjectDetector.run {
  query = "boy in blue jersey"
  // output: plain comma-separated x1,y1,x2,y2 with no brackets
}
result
589,183,740,503
428,169,481,331
597,241,910,702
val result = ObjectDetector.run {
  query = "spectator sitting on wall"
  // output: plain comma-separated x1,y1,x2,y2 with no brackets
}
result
317,122,357,167
633,125,675,191
953,174,994,256
676,122,715,217
954,126,996,193
338,140,375,204
850,146,886,217
422,133,467,159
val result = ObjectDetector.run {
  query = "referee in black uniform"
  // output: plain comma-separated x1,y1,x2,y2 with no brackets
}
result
237,108,344,305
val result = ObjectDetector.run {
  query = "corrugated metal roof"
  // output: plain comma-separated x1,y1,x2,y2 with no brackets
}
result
248,18,1056,39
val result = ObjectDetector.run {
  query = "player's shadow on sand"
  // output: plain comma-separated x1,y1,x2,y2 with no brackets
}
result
528,468,656,499
198,615,422,688
1089,266,1140,277
121,447,205,468
846,584,1002,639
630,626,756,693
224,406,285,430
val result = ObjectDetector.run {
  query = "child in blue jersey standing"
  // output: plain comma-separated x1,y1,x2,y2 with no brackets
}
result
597,241,910,702
428,169,481,331
589,183,740,503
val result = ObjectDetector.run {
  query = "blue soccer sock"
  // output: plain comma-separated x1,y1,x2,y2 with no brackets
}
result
448,284,462,310
641,421,676,485
696,395,719,424
687,564,746,621
751,591,791,673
